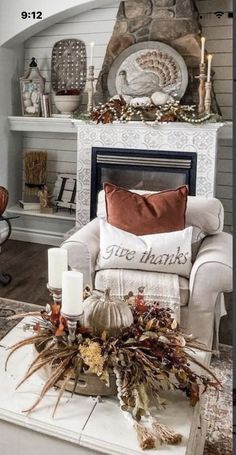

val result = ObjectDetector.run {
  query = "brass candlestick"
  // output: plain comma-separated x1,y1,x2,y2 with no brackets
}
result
47,284,62,305
87,65,95,113
204,81,212,114
196,63,206,114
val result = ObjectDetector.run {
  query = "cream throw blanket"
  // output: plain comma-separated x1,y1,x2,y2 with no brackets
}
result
95,269,181,321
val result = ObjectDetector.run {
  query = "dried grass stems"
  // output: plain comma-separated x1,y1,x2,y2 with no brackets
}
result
24,151,47,186
5,300,220,449
135,421,182,450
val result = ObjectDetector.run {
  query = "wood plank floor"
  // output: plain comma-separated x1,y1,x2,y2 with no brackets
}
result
0,240,50,305
0,240,232,345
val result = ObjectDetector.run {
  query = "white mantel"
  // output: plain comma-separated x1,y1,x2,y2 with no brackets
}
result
75,121,223,227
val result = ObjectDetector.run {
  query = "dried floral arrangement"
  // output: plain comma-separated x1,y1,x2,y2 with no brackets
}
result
6,288,220,450
87,96,221,125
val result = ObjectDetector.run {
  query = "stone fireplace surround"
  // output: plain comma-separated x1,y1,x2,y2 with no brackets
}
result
76,121,223,228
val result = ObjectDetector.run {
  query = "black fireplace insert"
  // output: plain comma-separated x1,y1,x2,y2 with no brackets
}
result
90,147,197,220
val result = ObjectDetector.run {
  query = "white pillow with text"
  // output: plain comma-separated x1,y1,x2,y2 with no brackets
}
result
96,220,193,278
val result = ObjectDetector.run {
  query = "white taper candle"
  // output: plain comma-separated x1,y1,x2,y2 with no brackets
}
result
48,248,68,289
90,42,94,67
207,54,212,82
200,37,205,64
61,271,83,316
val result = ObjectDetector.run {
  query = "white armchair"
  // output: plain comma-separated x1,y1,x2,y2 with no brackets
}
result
61,193,232,348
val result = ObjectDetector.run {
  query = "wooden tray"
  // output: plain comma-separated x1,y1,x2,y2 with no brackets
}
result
63,371,117,397
34,344,117,397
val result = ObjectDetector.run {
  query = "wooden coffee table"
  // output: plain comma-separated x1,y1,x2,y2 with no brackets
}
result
0,318,209,455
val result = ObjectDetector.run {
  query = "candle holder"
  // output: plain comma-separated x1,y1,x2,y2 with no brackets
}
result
61,312,83,345
196,63,206,114
87,65,95,113
47,284,62,306
204,81,212,114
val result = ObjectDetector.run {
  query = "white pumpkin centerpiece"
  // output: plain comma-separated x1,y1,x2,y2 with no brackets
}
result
83,288,134,336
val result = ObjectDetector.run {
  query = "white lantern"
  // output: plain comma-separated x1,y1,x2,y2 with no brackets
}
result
20,57,45,117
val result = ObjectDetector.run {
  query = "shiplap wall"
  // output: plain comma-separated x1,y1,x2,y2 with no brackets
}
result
22,0,233,232
23,132,77,190
196,0,233,233
23,2,120,110
23,3,119,193
197,0,233,120
216,136,232,232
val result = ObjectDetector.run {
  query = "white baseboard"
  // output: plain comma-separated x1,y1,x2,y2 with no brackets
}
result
10,227,64,246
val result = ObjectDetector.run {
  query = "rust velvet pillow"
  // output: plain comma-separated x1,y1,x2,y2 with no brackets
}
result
104,183,188,236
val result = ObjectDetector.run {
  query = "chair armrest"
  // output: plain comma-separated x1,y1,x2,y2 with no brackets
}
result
61,218,100,287
187,232,232,347
190,232,232,293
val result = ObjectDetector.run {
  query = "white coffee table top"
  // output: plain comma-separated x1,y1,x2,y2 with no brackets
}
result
0,319,209,455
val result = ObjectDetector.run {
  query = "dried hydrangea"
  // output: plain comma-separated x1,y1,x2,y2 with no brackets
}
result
79,339,105,375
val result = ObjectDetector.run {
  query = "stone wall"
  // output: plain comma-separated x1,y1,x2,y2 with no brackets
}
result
96,0,219,112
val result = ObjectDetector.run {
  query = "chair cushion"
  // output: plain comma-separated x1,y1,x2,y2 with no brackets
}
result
95,269,189,307
104,182,188,235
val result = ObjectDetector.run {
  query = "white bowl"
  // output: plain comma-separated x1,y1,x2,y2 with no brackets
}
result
53,94,80,114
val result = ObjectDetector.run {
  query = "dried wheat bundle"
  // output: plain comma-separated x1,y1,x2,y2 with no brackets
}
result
24,150,47,187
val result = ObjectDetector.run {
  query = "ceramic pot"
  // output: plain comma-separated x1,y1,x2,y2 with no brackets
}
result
53,94,80,114
0,187,9,215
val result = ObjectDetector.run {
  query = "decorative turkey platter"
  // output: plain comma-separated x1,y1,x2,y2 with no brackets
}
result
107,41,188,101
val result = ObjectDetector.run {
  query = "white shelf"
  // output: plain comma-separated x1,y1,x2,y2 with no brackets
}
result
8,116,232,138
7,205,76,221
8,116,79,133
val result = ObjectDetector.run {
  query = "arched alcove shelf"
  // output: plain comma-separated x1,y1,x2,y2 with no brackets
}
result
0,0,115,47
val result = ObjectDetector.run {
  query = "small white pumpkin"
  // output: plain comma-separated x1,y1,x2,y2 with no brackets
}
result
151,91,174,106
83,288,134,336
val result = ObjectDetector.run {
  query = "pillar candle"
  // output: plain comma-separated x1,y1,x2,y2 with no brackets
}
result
48,248,68,289
207,54,212,82
200,37,205,64
90,42,94,67
61,271,83,316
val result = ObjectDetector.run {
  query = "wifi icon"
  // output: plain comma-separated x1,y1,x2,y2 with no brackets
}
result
214,11,224,19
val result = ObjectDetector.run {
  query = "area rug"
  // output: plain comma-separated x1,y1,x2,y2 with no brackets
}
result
0,298,232,454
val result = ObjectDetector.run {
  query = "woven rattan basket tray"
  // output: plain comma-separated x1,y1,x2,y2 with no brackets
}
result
51,39,87,93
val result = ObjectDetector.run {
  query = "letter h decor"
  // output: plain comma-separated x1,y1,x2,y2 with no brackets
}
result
53,173,76,213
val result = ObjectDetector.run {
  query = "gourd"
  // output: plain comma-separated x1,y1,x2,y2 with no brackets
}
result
83,288,134,336
0,187,9,215
151,91,174,106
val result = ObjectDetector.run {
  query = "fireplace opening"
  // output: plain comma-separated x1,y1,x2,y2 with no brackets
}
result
90,147,197,219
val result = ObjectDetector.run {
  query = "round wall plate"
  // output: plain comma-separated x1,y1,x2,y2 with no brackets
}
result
107,41,188,100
